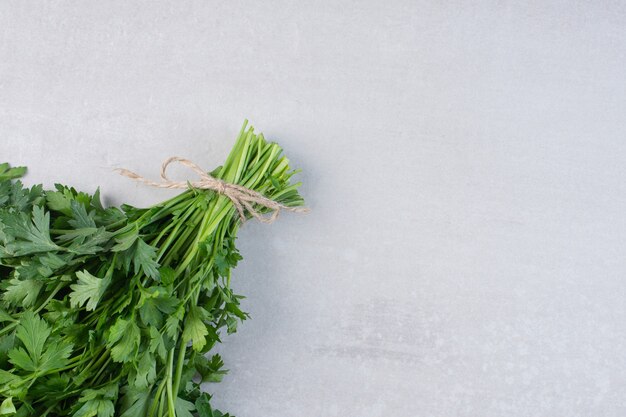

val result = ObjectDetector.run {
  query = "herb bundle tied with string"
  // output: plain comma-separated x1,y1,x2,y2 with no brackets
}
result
0,121,307,417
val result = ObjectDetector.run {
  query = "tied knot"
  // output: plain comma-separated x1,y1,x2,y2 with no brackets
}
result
213,179,227,195
115,157,309,224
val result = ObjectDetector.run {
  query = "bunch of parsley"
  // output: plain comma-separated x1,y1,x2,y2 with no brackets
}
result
0,122,306,417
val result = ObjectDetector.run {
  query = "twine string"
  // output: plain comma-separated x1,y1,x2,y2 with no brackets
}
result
115,156,309,223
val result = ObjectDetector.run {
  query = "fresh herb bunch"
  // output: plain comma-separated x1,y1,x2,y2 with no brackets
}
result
0,122,306,417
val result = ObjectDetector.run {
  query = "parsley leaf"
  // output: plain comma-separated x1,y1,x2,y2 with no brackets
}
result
106,318,140,363
132,353,156,389
0,163,26,182
73,383,118,417
2,206,60,256
0,396,16,415
69,271,111,311
7,312,72,376
182,306,208,352
131,239,160,281
118,386,150,417
2,278,42,308
138,286,178,328
175,398,195,417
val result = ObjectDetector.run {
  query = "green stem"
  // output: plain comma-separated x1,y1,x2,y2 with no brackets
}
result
34,281,64,314
40,404,56,417
166,349,176,417
171,332,188,398
171,277,191,397
0,321,18,336
148,377,167,417
91,354,112,386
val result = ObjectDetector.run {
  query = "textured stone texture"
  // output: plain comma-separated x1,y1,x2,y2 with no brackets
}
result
1,1,625,416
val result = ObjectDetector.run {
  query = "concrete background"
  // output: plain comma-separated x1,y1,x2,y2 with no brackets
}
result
1,1,626,416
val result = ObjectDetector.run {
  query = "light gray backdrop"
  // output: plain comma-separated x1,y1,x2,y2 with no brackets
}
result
1,1,625,416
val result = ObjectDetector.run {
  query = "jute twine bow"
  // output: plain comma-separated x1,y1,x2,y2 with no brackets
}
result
115,157,309,223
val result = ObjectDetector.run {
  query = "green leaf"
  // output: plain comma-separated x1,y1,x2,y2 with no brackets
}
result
91,188,104,211
138,287,178,328
0,370,19,386
0,309,15,323
38,339,73,372
138,300,161,328
0,333,16,368
225,301,248,321
159,266,175,286
148,327,167,361
119,386,150,417
8,181,30,212
195,393,213,417
45,191,72,216
69,201,96,229
133,353,156,389
0,183,9,207
164,314,180,341
0,397,16,415
27,206,56,250
226,316,238,334
182,306,208,352
7,312,72,375
15,311,49,360
106,318,140,363
56,226,104,243
198,354,228,383
69,271,111,311
29,374,70,401
7,348,35,372
111,228,138,252
12,404,34,417
2,278,43,308
194,393,232,417
73,399,114,417
64,226,111,255
132,239,160,280
214,246,242,278
0,163,26,182
74,402,98,417
114,233,160,279
41,299,75,330
81,384,118,402
38,252,71,271
74,384,118,417
175,398,195,417
95,207,126,228
0,207,59,256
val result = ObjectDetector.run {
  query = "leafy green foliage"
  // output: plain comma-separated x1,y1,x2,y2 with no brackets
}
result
0,206,59,257
73,384,118,417
175,398,196,417
138,286,178,328
0,396,16,415
0,164,26,183
2,278,42,308
7,312,72,375
118,386,150,417
69,270,111,311
196,393,233,417
130,239,160,281
0,121,306,416
106,318,140,363
132,352,156,389
183,306,209,352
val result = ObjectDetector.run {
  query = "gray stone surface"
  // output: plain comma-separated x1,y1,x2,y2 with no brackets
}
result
1,1,625,416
